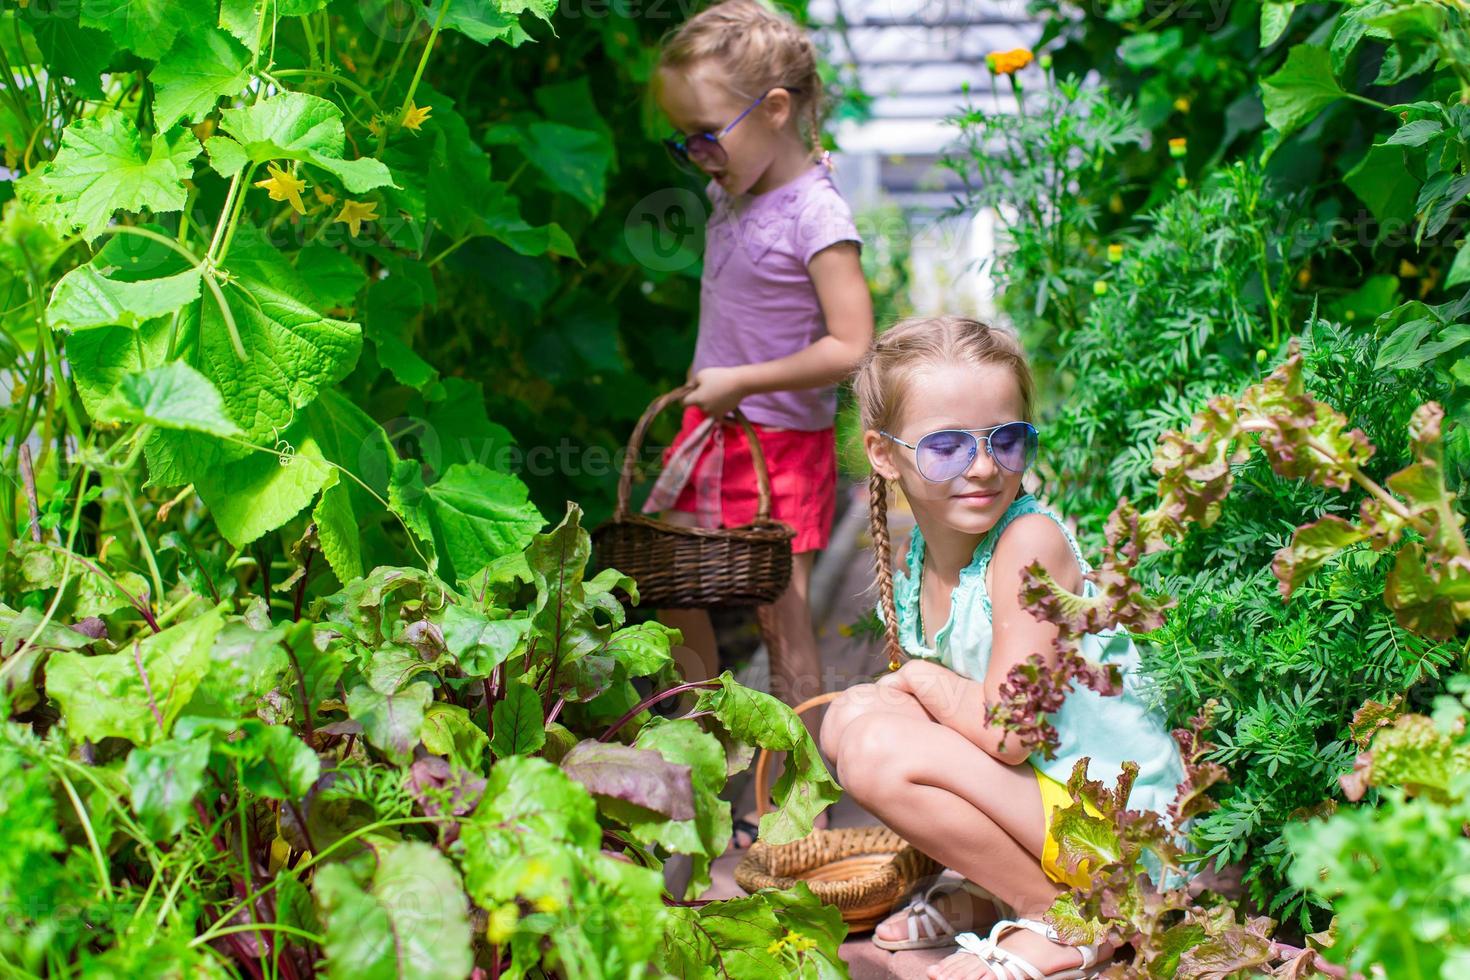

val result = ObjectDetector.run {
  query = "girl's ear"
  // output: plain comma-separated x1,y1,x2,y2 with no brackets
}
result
863,429,899,481
762,86,794,130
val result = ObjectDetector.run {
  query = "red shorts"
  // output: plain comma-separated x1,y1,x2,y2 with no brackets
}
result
662,406,836,553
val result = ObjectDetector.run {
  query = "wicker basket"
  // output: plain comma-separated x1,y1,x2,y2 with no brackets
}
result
591,384,795,609
734,692,942,932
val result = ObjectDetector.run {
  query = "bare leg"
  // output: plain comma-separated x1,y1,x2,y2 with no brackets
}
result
835,713,1114,978
823,684,1002,943
656,511,718,683
756,550,820,708
732,552,828,844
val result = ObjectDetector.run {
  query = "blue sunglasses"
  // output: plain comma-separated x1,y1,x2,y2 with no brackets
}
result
881,422,1039,482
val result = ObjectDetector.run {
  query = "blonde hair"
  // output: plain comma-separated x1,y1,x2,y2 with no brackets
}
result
658,0,825,158
851,315,1036,668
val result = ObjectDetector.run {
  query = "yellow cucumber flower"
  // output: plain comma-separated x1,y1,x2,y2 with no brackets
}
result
334,199,379,237
255,162,307,215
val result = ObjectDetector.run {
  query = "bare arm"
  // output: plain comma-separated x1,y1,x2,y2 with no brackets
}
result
879,514,1086,764
684,242,873,416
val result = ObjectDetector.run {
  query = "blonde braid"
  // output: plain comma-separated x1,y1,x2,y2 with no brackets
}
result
868,471,903,671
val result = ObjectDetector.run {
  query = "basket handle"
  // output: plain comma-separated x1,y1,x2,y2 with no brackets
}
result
614,383,777,524
754,690,843,818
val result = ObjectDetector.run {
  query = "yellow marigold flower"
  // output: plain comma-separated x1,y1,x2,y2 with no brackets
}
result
254,162,307,215
1173,96,1191,113
334,199,379,237
400,99,432,132
1296,266,1311,287
1107,243,1124,263
986,48,1034,76
1168,137,1188,159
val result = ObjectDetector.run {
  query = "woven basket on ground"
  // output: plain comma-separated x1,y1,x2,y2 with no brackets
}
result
733,692,942,932
591,384,795,608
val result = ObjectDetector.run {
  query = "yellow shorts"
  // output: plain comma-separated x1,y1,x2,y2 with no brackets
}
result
1035,766,1103,890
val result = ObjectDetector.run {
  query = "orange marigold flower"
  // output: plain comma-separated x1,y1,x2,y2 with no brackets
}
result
1168,137,1188,159
986,48,1034,76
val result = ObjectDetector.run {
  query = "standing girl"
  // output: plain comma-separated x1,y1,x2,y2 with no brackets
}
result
650,0,874,848
820,317,1187,980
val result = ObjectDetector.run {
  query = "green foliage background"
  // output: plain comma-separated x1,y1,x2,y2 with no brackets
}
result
943,0,1470,947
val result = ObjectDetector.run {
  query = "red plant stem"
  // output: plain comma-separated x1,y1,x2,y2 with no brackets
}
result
546,696,566,727
292,546,314,621
133,639,166,730
280,637,315,741
56,546,160,632
489,943,502,978
19,443,40,542
597,680,722,742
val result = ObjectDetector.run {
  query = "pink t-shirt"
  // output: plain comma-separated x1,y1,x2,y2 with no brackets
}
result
692,160,862,431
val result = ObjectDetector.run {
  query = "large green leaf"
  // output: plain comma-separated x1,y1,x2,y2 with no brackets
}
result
78,0,209,60
17,116,200,240
485,121,613,212
216,92,396,192
46,608,224,745
658,883,847,979
1261,45,1346,134
124,736,211,838
212,721,322,799
314,474,363,584
613,717,731,898
424,0,558,47
316,840,473,980
390,461,542,588
23,8,115,99
421,702,489,771
293,243,368,310
440,603,530,677
47,264,202,332
347,681,433,766
95,362,241,438
151,28,252,131
192,429,333,549
693,672,841,845
143,226,362,488
489,678,545,758
560,739,695,819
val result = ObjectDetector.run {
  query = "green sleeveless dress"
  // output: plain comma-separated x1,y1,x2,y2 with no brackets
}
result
887,493,1187,823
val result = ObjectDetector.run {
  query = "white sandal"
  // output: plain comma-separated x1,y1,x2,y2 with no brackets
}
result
871,878,1013,952
951,918,1110,979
